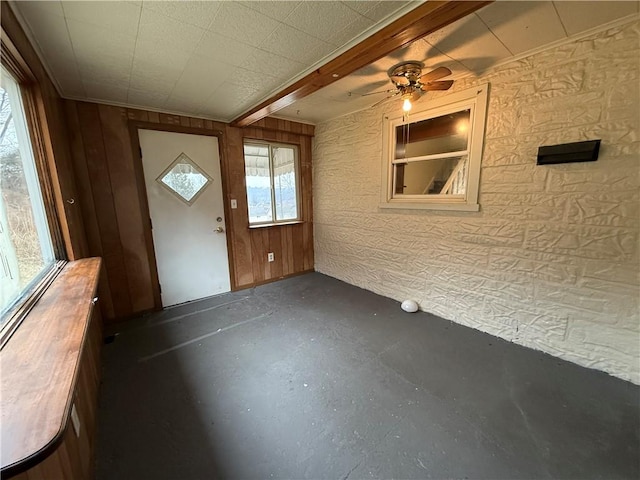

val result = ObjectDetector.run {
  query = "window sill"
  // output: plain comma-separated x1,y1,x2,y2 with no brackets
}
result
249,220,305,229
379,201,480,212
0,258,102,475
0,260,66,348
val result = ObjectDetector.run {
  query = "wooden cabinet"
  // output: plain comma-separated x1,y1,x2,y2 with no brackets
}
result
1,259,102,479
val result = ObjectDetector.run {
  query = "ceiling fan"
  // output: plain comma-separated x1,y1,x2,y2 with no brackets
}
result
363,61,454,111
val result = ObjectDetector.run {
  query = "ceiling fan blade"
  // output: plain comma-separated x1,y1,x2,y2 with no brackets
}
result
360,88,397,97
419,66,452,83
390,75,410,86
420,80,454,91
371,92,400,108
410,90,422,102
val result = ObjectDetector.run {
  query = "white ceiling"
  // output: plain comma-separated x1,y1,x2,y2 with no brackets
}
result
12,0,415,120
11,1,640,125
277,0,640,123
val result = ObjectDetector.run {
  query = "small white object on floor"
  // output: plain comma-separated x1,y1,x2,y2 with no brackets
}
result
401,299,419,313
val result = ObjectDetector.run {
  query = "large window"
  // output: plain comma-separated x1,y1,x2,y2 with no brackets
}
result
244,141,300,226
381,84,489,211
1,66,58,332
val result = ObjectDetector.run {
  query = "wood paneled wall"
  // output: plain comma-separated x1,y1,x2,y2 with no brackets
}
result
1,2,88,260
65,100,314,322
8,303,102,480
3,0,314,323
228,123,314,285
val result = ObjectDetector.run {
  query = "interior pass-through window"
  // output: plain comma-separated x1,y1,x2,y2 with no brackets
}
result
381,84,489,211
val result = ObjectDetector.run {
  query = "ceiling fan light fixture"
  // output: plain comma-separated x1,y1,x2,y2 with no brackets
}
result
401,88,416,113
364,61,453,112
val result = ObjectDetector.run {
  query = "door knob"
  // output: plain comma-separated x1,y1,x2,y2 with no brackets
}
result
215,226,225,233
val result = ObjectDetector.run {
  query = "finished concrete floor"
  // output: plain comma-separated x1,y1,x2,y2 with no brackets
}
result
96,272,639,480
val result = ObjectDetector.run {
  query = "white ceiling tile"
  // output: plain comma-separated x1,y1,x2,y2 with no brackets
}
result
37,39,77,75
61,1,141,37
129,61,182,93
350,92,394,111
127,87,170,109
477,2,566,55
170,54,232,100
137,7,206,54
216,82,262,106
276,100,318,120
553,1,639,36
13,5,80,80
239,50,305,80
206,87,250,106
132,38,193,73
192,31,255,68
78,59,131,87
386,38,434,67
163,95,208,115
336,70,385,91
202,83,263,119
423,14,512,74
316,77,383,101
346,79,391,98
15,1,65,21
199,103,238,121
236,94,266,113
341,1,379,16
228,66,285,95
362,1,410,22
239,1,301,21
207,2,282,47
66,19,136,64
201,95,239,113
142,1,222,29
261,24,335,64
283,2,361,42
278,96,351,124
15,5,71,56
328,15,376,48
83,80,129,103
352,60,395,85
14,0,637,125
343,1,410,22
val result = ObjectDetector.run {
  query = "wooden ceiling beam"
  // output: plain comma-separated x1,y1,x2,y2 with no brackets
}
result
231,1,492,128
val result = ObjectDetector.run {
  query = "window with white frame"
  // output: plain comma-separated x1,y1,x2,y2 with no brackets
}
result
243,141,300,226
381,84,489,211
1,66,58,329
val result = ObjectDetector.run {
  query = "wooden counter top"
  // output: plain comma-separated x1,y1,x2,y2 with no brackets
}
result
0,258,101,474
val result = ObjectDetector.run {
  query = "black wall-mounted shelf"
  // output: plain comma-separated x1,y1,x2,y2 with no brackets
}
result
537,140,601,165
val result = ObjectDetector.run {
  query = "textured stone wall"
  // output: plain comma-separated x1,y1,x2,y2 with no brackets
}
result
313,20,640,384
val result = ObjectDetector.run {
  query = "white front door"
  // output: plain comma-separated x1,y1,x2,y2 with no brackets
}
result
138,129,231,306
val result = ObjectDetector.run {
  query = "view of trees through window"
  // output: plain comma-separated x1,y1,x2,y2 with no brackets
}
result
1,68,55,319
158,154,210,204
244,142,298,225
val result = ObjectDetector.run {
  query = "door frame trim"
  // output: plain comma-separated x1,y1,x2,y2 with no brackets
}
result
128,121,237,311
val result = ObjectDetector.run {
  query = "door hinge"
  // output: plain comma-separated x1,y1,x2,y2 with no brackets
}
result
158,283,162,294
139,145,142,158
149,218,153,229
